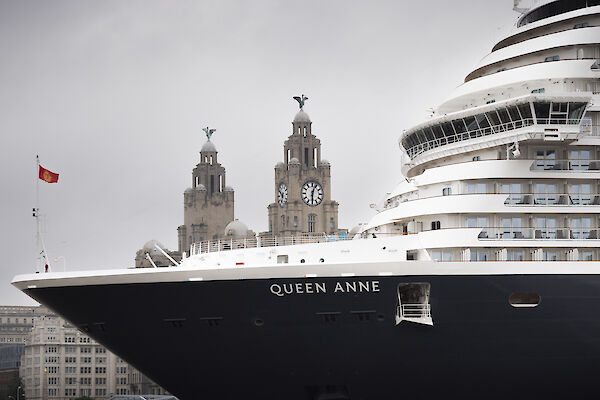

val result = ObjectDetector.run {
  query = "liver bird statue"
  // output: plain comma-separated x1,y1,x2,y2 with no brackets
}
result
202,126,216,141
293,94,308,109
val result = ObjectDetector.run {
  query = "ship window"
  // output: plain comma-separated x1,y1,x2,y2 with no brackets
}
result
569,183,592,205
431,221,441,230
440,122,454,136
432,125,444,138
568,102,587,121
580,250,594,261
475,113,489,129
464,116,477,131
473,156,481,161
497,108,511,124
569,150,591,170
452,119,467,135
507,250,525,261
442,187,452,196
467,183,487,194
544,55,560,62
509,293,540,307
534,102,550,123
535,217,557,239
543,250,558,261
470,250,488,261
518,103,532,120
507,106,521,122
574,22,589,29
531,88,545,94
487,111,502,126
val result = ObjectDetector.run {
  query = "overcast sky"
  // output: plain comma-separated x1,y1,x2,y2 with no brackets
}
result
0,0,517,305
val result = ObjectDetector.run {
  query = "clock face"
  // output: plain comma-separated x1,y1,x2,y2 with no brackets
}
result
301,181,324,206
277,184,288,207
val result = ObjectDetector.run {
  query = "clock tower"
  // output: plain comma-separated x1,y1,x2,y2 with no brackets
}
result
267,97,339,235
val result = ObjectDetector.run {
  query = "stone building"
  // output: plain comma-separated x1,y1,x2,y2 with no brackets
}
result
177,134,235,253
15,307,171,400
267,105,340,235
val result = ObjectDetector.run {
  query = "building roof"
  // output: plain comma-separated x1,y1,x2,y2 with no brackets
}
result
293,109,311,123
201,140,217,152
224,219,249,238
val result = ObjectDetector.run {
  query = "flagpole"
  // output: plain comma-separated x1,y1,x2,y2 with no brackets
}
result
35,155,52,273
35,155,40,272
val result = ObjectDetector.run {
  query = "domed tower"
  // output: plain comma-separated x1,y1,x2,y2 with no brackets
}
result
177,127,234,253
267,96,340,235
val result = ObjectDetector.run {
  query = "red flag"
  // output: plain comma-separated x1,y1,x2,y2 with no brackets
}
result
39,165,59,183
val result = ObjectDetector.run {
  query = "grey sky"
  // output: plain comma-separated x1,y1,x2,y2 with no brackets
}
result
0,0,516,305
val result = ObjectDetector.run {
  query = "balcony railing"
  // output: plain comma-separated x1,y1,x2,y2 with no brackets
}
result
190,232,352,256
406,118,536,159
397,304,431,319
531,159,600,171
503,193,600,206
480,228,600,240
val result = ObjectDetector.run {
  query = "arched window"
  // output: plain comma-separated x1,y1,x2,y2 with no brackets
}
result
281,215,285,228
308,214,317,233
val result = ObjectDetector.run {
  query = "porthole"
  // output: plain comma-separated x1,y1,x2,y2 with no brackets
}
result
300,259,305,264
319,258,325,263
509,293,540,308
254,318,264,327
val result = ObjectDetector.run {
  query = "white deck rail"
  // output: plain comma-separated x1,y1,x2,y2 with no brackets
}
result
190,233,353,256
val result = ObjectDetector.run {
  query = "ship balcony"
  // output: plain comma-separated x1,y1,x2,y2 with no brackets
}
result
503,193,600,206
479,227,600,240
531,158,600,171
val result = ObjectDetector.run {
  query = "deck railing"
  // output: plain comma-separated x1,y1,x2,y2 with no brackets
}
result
190,233,353,256
531,159,600,171
406,118,536,159
397,304,431,319
480,228,600,240
503,193,600,206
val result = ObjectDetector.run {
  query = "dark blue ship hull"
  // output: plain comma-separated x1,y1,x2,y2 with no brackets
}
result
24,274,600,399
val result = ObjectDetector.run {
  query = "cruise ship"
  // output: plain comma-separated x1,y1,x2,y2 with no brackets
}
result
13,1,600,399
